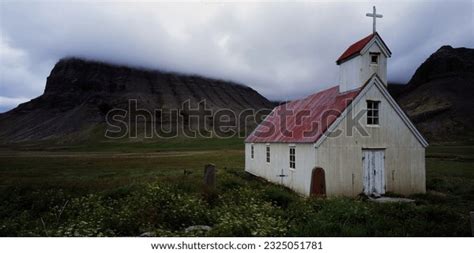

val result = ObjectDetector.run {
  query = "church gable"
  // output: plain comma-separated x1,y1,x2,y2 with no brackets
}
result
315,75,428,148
360,34,391,58
361,39,389,85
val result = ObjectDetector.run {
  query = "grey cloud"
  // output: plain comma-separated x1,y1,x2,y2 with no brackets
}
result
0,1,473,112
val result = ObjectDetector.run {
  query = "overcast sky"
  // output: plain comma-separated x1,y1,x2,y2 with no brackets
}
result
0,0,473,112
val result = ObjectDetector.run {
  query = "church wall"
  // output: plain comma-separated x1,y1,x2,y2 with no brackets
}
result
245,142,316,196
339,55,362,92
316,83,425,197
361,42,387,85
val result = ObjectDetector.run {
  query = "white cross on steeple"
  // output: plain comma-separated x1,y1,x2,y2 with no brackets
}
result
366,6,383,34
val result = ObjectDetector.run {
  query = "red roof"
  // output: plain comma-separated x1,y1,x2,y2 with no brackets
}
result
245,86,362,143
336,33,376,65
336,32,391,65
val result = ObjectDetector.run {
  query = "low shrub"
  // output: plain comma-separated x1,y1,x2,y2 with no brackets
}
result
262,186,297,208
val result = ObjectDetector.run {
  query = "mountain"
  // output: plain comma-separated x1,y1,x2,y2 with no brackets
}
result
387,82,406,98
395,46,474,142
0,58,273,142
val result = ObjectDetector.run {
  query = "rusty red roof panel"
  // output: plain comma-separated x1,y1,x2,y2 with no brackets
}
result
245,85,362,143
336,33,376,65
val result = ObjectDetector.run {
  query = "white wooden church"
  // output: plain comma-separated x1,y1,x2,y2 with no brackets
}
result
245,7,428,197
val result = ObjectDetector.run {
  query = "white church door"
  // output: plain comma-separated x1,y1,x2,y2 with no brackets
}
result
362,149,385,196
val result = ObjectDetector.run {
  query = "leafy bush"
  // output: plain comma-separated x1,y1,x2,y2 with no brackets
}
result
262,186,298,208
209,188,287,236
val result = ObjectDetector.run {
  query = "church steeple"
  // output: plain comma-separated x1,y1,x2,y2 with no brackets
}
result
336,6,391,93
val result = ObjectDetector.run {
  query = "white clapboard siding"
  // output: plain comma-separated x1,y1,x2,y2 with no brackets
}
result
316,82,425,196
245,143,315,195
245,80,426,197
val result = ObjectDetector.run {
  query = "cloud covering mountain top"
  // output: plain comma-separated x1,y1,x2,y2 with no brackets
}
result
0,0,473,112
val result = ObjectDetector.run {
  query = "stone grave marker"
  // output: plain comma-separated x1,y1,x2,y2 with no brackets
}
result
204,164,216,188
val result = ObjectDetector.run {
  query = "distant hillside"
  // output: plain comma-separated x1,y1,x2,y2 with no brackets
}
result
387,83,406,98
396,46,474,142
0,58,273,142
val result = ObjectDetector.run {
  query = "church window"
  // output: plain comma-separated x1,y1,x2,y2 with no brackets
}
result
370,53,379,64
289,146,296,169
250,144,254,159
367,100,380,125
266,144,270,163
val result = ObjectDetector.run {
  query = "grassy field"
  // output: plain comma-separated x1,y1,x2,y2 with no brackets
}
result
0,139,472,236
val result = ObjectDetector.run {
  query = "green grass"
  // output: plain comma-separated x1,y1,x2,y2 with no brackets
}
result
0,140,473,236
427,145,474,161
0,136,245,153
0,149,243,195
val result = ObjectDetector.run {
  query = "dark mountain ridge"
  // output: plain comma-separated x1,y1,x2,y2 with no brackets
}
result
395,45,474,142
0,58,273,142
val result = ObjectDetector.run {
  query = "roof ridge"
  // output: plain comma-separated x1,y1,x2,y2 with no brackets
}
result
298,85,339,101
273,85,339,110
245,84,361,143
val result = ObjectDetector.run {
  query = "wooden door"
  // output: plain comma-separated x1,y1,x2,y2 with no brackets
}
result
362,150,385,196
310,167,326,197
